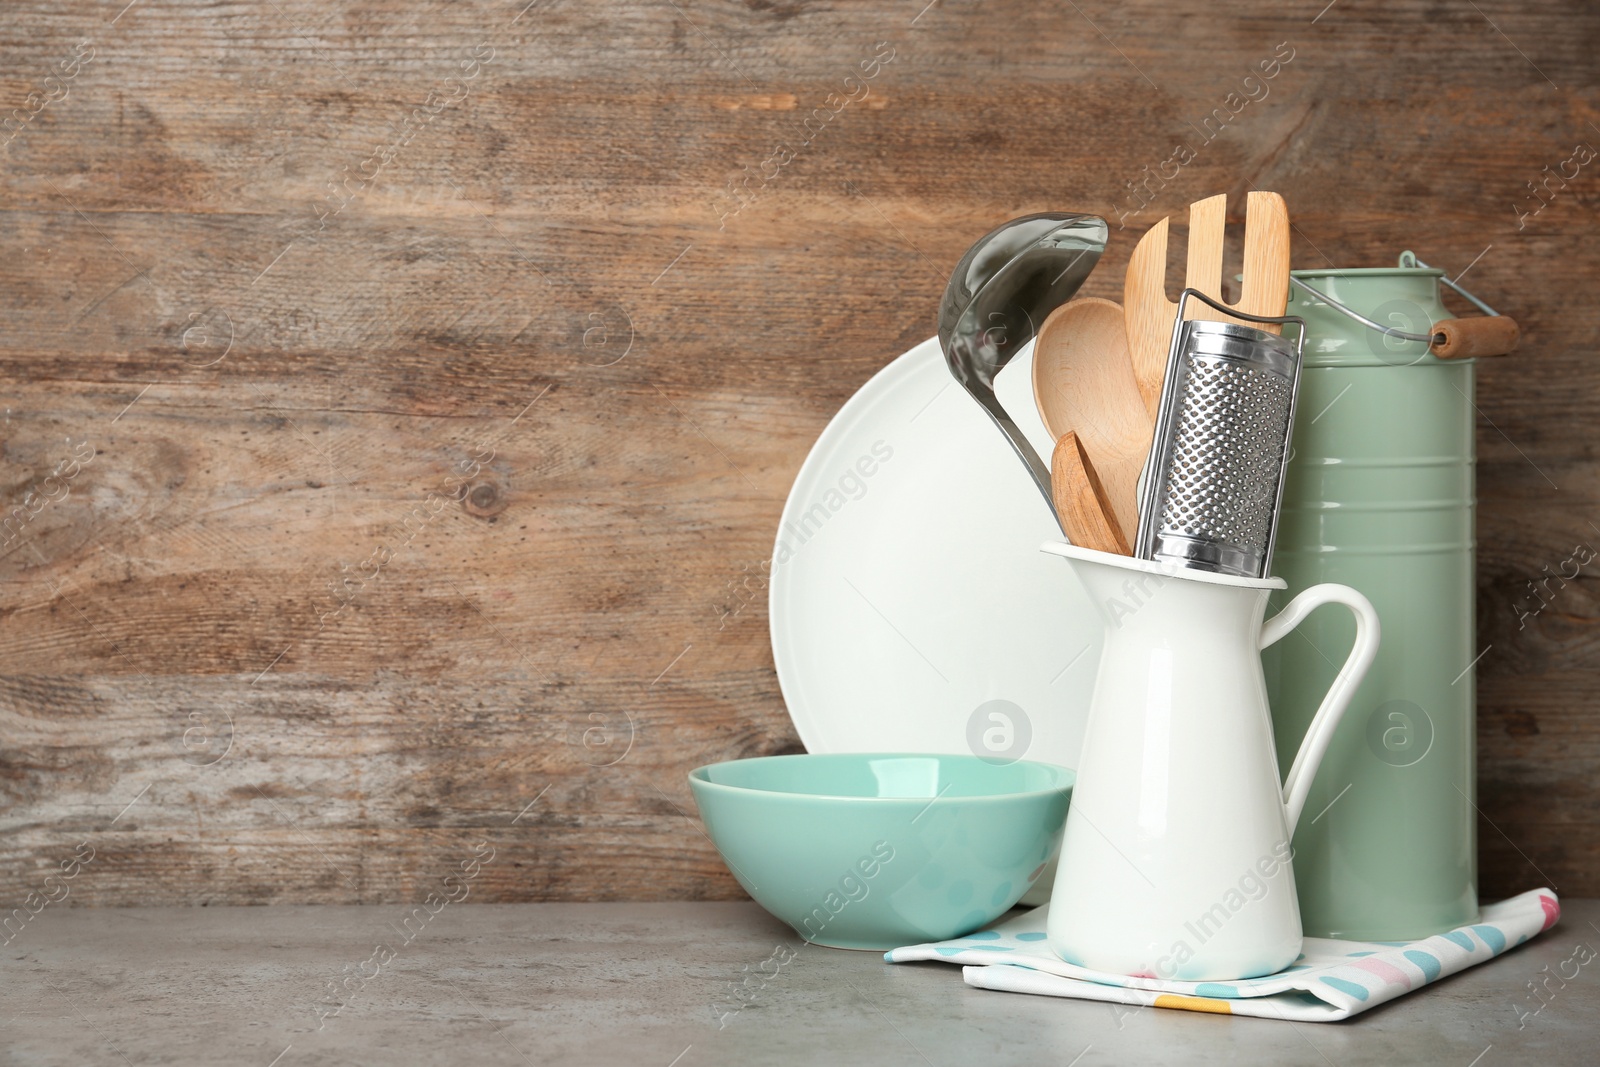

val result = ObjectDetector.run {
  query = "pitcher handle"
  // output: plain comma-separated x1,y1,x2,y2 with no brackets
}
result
1259,583,1381,834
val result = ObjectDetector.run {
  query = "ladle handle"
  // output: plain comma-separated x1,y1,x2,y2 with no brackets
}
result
1259,583,1382,834
973,392,1063,533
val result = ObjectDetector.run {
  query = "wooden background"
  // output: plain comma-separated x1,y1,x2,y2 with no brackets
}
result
0,0,1595,906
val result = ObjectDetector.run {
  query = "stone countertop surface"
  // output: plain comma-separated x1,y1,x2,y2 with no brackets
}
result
2,899,1595,1066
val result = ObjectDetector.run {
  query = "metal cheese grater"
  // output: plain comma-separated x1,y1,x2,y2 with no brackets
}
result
1134,289,1307,579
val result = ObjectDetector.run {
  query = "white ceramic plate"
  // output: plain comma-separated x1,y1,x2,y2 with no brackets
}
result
769,336,1101,776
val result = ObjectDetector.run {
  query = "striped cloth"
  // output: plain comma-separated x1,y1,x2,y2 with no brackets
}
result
885,889,1559,1021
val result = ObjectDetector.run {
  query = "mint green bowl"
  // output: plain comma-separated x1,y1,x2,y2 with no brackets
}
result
688,753,1074,950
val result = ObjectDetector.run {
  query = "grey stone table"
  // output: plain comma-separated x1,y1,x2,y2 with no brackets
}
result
3,900,1597,1066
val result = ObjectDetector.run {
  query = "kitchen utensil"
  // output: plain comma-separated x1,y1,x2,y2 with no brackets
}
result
1172,192,1227,323
1236,192,1290,331
1263,254,1506,941
1050,431,1129,555
939,213,1109,514
1031,297,1150,537
769,335,1100,783
1039,542,1380,980
1124,192,1291,414
1134,289,1306,580
1124,216,1173,416
688,753,1074,950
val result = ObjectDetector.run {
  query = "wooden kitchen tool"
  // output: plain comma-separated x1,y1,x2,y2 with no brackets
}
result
1032,297,1151,540
1050,431,1130,555
1124,192,1291,415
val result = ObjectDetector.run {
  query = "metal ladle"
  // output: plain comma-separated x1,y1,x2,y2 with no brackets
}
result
938,213,1109,520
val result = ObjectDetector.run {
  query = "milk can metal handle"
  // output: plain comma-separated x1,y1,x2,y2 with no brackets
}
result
1288,251,1518,359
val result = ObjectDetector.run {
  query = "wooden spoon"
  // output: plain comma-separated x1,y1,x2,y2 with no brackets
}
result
1050,431,1130,555
1031,297,1150,542
1123,191,1292,415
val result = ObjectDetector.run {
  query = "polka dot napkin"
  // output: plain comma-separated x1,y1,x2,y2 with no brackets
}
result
885,888,1560,1021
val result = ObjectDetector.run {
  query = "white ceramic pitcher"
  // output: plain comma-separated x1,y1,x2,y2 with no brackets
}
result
1041,542,1380,981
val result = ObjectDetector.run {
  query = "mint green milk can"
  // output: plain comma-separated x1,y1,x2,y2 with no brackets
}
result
1264,255,1513,940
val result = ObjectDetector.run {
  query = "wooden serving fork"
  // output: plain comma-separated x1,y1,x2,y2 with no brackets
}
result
1123,192,1291,416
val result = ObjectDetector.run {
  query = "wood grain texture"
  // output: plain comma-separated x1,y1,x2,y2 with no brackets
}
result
1,0,1598,905
1123,214,1175,416
1182,193,1229,322
1032,297,1148,538
1049,430,1130,555
1238,190,1290,332
1435,314,1521,359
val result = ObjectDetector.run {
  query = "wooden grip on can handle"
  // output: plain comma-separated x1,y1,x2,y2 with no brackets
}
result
1432,316,1520,360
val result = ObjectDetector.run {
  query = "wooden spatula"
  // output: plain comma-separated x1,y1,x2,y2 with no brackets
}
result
1031,297,1151,540
1124,191,1291,415
1050,431,1129,555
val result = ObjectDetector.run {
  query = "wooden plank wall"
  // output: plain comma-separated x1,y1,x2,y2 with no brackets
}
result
0,0,1595,905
